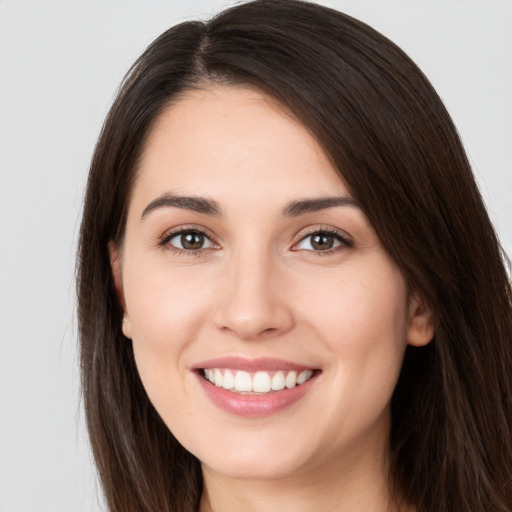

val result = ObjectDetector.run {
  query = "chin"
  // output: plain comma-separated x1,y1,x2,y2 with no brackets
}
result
201,452,308,481
183,429,313,481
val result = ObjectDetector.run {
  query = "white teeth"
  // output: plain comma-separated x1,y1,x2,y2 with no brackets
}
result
222,370,235,389
253,371,272,393
214,368,223,387
271,371,285,391
234,370,252,392
203,368,314,394
285,371,297,389
297,370,313,385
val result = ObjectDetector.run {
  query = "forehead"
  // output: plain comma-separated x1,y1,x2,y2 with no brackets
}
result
132,85,349,211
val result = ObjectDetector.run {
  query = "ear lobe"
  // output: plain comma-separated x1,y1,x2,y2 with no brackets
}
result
407,291,435,347
108,241,132,339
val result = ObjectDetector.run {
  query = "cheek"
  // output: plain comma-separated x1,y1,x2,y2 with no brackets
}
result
124,258,213,341
122,259,215,405
293,267,409,450
296,263,409,407
298,262,409,344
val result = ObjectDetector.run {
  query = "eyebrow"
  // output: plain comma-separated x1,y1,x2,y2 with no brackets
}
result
141,193,359,220
282,196,359,216
141,193,222,219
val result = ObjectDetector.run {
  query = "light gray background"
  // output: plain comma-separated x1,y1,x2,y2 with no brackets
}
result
0,1,510,511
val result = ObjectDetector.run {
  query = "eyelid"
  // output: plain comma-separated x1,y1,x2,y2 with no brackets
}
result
291,225,353,252
156,224,352,255
157,225,220,251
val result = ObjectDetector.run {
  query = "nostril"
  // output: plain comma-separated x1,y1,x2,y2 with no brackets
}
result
213,301,295,340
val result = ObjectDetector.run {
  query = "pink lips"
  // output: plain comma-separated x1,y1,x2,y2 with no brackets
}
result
193,356,313,373
193,356,319,417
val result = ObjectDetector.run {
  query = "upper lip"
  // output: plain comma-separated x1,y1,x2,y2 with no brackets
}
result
192,356,317,372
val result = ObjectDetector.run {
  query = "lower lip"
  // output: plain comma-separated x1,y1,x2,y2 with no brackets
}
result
196,372,318,417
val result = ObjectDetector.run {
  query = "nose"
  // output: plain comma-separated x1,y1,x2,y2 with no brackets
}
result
213,249,294,340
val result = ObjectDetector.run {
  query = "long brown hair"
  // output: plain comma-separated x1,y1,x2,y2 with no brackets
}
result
77,1,512,510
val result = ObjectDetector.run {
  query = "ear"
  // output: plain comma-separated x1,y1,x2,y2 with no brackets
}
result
108,241,132,339
407,291,434,347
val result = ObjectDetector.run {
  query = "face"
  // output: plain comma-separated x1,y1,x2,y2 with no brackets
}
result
113,86,433,483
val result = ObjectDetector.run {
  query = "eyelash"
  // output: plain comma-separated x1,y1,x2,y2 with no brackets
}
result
292,227,353,256
157,226,353,256
158,226,217,257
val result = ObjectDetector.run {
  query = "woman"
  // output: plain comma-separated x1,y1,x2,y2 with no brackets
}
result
76,1,512,511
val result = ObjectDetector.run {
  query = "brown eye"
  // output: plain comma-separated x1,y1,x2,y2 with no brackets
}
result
167,230,214,251
311,234,334,250
294,230,351,252
181,232,205,250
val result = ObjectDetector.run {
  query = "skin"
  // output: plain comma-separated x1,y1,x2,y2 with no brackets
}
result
111,86,433,512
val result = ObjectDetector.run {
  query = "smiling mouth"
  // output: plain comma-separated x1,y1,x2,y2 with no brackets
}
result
200,368,317,395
